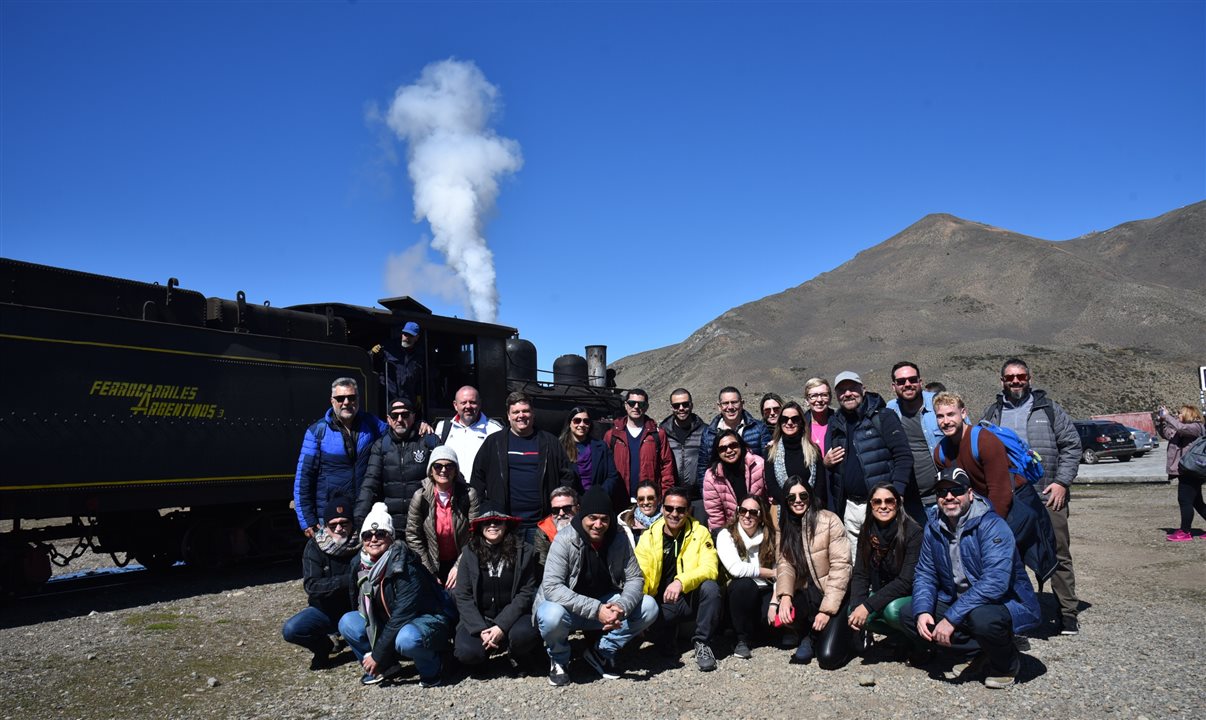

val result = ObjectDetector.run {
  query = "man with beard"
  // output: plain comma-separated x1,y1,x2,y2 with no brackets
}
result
355,397,430,534
823,371,913,557
534,487,659,685
884,361,944,514
660,388,708,518
980,358,1082,635
294,378,387,537
372,320,425,416
534,486,580,567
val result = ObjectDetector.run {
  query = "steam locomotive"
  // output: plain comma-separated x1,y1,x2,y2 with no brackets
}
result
0,258,622,593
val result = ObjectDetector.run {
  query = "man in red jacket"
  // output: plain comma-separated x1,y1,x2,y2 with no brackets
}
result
604,388,675,508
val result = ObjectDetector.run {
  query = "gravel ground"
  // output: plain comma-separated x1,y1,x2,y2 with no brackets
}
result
3,483,1203,720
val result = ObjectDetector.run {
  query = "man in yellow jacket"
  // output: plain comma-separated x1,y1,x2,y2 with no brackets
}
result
635,486,721,671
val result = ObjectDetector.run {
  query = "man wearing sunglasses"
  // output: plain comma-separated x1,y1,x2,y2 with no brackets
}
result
534,486,580,566
294,378,388,537
604,388,674,506
903,467,1040,689
659,389,707,517
885,361,944,513
355,397,430,534
634,487,721,672
979,357,1082,636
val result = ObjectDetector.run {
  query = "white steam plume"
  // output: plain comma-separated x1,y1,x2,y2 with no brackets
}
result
385,59,522,323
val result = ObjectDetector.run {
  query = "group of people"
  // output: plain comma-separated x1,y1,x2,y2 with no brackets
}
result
286,353,1122,690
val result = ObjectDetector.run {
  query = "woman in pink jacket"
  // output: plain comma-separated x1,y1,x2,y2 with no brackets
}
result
1157,404,1206,542
703,429,766,530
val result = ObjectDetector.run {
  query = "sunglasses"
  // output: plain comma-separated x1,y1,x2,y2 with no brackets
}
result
780,414,802,425
936,486,967,499
1002,373,1029,382
636,495,658,504
662,505,689,516
737,507,761,517
333,394,357,404
390,410,412,420
551,504,576,516
787,492,810,503
570,417,592,425
671,401,692,410
362,529,391,541
625,400,648,408
326,520,350,529
870,497,898,507
892,375,920,386
718,443,741,452
481,519,507,528
431,463,456,474
762,406,781,415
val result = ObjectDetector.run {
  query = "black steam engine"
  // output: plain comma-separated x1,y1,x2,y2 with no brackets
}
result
0,258,622,593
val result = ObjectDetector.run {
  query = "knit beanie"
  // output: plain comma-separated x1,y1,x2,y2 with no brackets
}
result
427,445,460,473
579,486,613,518
324,490,354,525
360,501,394,538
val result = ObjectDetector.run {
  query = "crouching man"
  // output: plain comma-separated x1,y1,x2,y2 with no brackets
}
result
902,468,1040,689
634,486,722,671
534,487,659,686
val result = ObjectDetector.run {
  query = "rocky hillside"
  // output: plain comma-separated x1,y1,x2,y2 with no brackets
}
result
613,201,1206,419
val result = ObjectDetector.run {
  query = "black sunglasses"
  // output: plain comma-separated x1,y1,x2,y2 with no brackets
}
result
718,443,740,451
787,491,810,502
333,394,357,404
936,486,967,499
671,401,692,410
551,504,576,515
662,505,689,515
780,414,802,425
625,400,648,409
361,529,391,541
892,375,920,386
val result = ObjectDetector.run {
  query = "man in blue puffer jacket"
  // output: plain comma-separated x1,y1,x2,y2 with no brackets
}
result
294,377,388,536
902,467,1040,689
695,386,772,487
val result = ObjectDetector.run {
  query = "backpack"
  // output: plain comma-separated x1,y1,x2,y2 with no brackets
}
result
944,421,1045,484
1179,436,1206,482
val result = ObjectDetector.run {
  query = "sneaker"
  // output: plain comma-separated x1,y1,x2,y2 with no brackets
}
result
547,660,569,687
944,653,986,681
1060,617,1080,636
790,637,814,664
583,646,620,680
694,642,717,672
732,640,752,660
1167,529,1193,542
419,675,442,688
984,670,1017,689
360,672,384,686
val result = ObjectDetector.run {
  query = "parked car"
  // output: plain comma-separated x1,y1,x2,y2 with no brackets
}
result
1124,426,1158,457
1073,420,1138,464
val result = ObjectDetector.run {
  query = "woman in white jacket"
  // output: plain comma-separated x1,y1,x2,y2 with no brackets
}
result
717,494,777,659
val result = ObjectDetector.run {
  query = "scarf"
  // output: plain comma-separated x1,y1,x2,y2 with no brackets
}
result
314,527,360,558
357,544,396,648
866,520,895,571
632,506,662,528
772,436,817,491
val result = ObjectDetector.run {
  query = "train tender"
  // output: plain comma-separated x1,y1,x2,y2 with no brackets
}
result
0,258,621,593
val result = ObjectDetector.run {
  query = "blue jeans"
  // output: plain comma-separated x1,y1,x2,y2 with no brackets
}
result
337,611,448,679
535,593,659,666
281,606,340,655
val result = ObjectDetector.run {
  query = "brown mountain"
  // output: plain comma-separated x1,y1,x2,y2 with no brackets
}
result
613,201,1206,419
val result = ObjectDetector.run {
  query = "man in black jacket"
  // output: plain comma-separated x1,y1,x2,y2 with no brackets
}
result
824,371,914,558
470,392,580,543
355,397,429,534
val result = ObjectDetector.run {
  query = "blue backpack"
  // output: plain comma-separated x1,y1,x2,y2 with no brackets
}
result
937,421,1045,484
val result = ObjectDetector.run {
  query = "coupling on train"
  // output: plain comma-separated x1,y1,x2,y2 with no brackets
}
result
0,258,622,593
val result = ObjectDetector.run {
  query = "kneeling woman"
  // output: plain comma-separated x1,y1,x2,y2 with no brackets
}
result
847,482,923,650
339,502,455,688
773,478,852,669
717,494,777,658
452,505,542,668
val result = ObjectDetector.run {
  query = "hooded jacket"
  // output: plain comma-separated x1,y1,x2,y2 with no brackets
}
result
536,510,646,620
981,389,1080,490
702,453,767,530
1157,413,1205,477
355,427,429,531
911,495,1041,633
454,537,538,634
696,410,772,485
293,409,388,531
824,392,913,512
634,515,718,597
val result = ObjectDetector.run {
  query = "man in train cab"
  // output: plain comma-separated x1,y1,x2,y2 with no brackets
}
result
603,388,674,508
430,385,504,478
355,397,430,535
293,378,388,536
371,320,425,417
660,388,708,519
695,386,772,486
470,391,580,543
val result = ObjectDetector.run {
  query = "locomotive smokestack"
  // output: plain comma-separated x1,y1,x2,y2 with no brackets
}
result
586,345,607,388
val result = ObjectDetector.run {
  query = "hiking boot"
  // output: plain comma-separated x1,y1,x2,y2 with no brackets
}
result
790,637,814,664
583,646,620,680
1060,617,1080,636
944,653,986,681
1166,529,1193,542
984,670,1017,689
732,640,753,660
694,642,717,672
547,660,569,687
329,633,347,654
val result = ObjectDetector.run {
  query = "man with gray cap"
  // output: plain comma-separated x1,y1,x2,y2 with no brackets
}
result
823,371,913,557
356,397,430,534
902,467,1041,689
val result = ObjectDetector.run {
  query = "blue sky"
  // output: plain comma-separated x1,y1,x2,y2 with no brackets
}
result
2,1,1203,367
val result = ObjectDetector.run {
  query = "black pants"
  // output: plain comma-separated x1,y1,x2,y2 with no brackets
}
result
901,599,1019,675
1176,476,1206,532
789,586,852,670
727,577,773,644
653,579,722,646
452,614,541,665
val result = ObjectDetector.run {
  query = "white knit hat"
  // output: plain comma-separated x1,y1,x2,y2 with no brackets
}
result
360,501,394,538
427,445,460,473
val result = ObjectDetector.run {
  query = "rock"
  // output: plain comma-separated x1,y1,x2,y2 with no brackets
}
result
206,677,220,688
236,640,245,647
85,654,97,661
858,673,877,687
